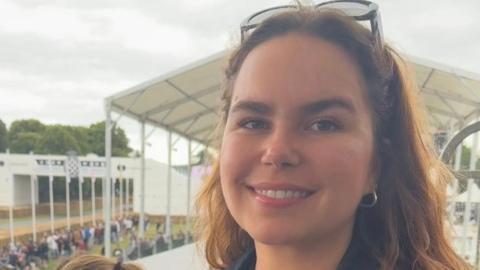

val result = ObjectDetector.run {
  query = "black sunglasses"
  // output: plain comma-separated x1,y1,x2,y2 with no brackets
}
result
240,0,383,44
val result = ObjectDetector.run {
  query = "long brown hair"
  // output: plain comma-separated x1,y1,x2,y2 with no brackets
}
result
195,8,470,270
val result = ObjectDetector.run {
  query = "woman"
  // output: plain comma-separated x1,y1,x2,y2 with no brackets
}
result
195,1,470,270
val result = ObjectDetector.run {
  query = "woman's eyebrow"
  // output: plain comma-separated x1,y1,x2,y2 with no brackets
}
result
229,98,355,115
302,98,355,114
230,100,271,114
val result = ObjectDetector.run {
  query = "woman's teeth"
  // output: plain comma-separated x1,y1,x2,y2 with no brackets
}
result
255,189,309,199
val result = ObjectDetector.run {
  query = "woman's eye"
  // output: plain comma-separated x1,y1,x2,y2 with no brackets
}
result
240,119,268,130
310,120,340,132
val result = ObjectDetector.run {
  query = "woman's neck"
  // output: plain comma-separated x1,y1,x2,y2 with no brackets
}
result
253,225,353,270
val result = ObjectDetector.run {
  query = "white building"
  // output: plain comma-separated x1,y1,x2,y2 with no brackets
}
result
0,152,206,216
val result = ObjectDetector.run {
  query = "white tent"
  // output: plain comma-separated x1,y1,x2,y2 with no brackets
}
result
453,184,480,203
106,51,480,141
103,50,480,255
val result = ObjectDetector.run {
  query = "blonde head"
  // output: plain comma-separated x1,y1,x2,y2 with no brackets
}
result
56,254,144,270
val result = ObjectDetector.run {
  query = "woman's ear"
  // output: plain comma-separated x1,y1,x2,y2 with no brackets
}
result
364,177,376,195
367,136,392,194
365,149,381,195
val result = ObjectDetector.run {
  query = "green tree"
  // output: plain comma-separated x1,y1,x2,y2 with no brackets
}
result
9,132,42,154
63,125,91,155
88,122,132,157
0,119,7,152
35,125,81,155
6,119,131,157
8,119,46,153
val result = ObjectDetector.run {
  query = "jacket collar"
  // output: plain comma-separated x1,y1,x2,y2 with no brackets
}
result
225,236,377,270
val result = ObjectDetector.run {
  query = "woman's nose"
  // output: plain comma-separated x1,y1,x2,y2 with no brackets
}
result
260,129,300,169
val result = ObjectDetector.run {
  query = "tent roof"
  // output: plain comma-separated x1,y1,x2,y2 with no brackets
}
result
106,50,480,146
451,184,480,203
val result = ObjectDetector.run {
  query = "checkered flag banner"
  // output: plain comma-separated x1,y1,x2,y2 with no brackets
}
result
65,150,79,179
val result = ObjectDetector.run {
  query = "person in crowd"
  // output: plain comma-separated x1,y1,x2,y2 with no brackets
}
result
172,230,186,248
111,222,118,244
55,232,64,257
154,232,167,253
82,226,91,250
195,1,471,270
155,221,162,234
132,216,139,229
115,219,122,242
88,225,96,249
37,236,49,268
123,216,133,236
46,233,58,260
95,223,104,245
143,216,149,232
72,228,82,250
0,215,164,269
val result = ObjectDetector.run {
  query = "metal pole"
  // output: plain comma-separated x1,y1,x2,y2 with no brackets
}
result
463,131,478,257
9,193,14,245
454,145,462,182
104,100,113,257
29,152,37,242
48,156,54,233
30,175,37,242
126,178,130,215
79,176,84,226
139,121,146,238
476,214,480,270
66,174,71,230
185,140,192,244
91,175,96,226
120,173,123,218
112,177,116,219
166,131,172,249
7,149,15,245
451,145,462,218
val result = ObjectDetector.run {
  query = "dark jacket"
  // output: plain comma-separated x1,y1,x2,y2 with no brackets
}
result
225,236,378,270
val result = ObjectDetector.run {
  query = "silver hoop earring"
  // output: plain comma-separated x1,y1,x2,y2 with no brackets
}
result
360,190,378,208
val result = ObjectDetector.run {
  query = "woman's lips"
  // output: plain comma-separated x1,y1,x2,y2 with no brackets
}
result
254,189,310,199
247,183,315,208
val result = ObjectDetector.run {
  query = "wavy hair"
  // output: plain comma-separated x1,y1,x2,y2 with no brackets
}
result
195,7,470,270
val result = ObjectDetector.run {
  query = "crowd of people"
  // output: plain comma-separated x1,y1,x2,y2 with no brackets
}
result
0,222,108,270
0,215,192,270
123,218,193,260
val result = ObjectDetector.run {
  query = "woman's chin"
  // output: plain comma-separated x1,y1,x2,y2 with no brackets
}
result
248,226,305,246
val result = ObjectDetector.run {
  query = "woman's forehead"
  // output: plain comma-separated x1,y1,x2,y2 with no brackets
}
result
232,33,368,113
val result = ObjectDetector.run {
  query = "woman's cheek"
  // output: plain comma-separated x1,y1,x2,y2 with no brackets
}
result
220,134,251,181
308,139,372,181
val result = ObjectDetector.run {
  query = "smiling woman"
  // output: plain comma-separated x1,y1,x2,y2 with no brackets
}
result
195,2,471,270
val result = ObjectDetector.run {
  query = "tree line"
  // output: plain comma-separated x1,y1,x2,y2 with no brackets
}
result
0,118,132,156
0,118,133,203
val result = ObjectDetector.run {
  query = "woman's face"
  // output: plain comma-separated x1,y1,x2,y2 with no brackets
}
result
220,33,376,247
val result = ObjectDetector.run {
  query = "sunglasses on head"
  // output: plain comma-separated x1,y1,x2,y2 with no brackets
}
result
240,0,383,45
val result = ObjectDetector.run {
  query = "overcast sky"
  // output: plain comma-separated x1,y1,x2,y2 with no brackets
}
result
0,0,479,162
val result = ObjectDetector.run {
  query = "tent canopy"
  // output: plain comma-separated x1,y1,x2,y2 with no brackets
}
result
105,51,480,147
452,184,480,203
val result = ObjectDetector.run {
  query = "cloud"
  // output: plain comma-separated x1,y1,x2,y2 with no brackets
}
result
377,0,480,72
0,0,479,154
